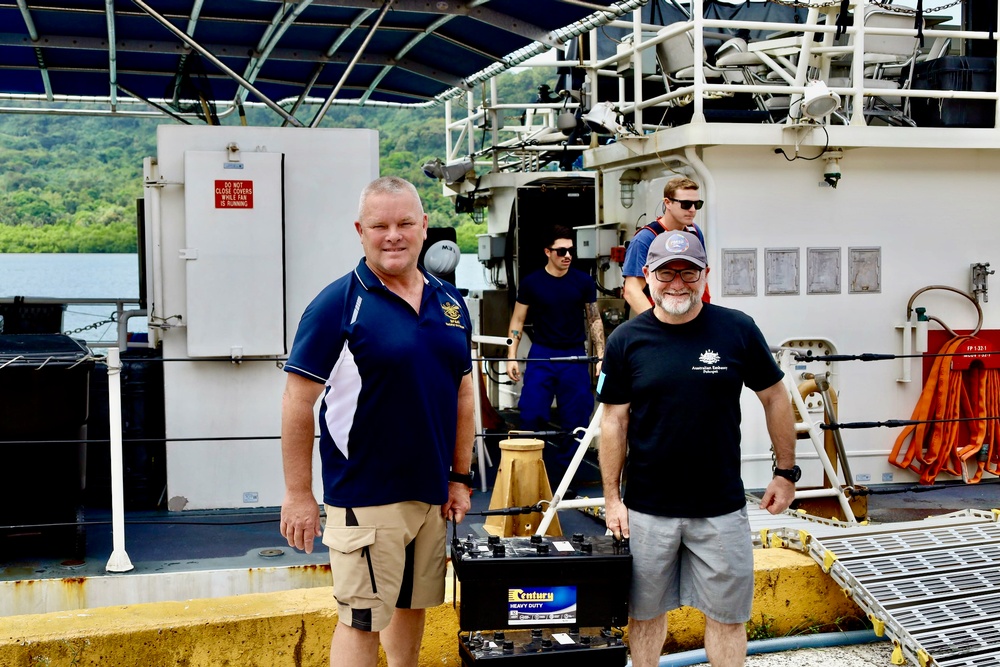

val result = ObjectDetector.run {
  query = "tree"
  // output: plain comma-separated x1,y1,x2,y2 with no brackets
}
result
0,66,551,252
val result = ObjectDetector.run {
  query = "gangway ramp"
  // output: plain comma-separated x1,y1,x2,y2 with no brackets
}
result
767,509,1000,667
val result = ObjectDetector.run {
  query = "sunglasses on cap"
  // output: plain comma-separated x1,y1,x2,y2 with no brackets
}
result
548,247,573,257
666,197,704,211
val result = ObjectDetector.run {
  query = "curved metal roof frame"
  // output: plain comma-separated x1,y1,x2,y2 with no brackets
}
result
0,0,648,124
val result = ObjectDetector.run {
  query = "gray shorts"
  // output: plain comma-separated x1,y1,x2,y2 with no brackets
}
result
628,506,754,624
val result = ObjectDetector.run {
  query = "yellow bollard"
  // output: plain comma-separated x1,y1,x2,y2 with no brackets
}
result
483,438,562,537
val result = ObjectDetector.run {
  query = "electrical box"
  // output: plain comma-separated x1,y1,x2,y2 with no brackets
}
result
575,225,618,259
183,150,286,358
478,234,506,261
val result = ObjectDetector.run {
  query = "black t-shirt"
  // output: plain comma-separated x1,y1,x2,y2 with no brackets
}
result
516,267,597,349
597,304,783,517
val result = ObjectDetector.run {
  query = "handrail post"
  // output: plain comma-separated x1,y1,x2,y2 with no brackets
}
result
105,346,134,572
691,0,706,123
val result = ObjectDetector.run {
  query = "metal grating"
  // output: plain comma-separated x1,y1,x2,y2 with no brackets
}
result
813,523,1000,558
894,592,1000,627
781,513,1000,667
839,543,1000,579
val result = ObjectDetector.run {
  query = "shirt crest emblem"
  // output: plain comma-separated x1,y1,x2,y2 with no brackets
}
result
699,350,720,365
441,301,464,328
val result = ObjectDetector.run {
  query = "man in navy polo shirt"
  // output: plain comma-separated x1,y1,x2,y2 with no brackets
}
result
280,176,474,667
506,225,605,489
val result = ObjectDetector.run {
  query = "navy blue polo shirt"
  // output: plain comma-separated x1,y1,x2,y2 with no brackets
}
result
285,259,472,507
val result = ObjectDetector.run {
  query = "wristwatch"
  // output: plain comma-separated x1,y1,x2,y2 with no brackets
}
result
772,465,801,483
448,469,475,487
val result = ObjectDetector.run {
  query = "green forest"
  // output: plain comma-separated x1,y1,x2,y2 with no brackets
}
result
0,67,556,254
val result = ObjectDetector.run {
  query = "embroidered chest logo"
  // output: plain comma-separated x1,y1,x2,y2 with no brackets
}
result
441,301,465,328
692,349,727,374
699,350,720,365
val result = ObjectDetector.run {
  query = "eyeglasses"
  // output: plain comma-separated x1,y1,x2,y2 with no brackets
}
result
548,247,573,257
652,267,702,283
666,197,704,211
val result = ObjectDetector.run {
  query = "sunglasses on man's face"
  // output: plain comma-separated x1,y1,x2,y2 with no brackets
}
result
666,197,704,211
548,247,573,257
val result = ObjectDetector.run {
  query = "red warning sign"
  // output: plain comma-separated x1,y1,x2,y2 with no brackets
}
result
215,180,254,209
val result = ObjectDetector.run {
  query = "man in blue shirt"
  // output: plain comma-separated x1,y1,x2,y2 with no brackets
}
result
280,176,475,667
506,225,605,489
622,176,709,314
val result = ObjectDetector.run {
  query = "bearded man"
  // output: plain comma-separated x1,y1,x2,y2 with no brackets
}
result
596,231,798,667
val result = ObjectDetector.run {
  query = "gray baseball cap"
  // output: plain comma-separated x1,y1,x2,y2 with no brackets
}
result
645,231,707,271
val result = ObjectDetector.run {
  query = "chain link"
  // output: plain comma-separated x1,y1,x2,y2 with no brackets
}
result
63,313,118,336
766,0,965,14
870,0,965,15
767,0,851,8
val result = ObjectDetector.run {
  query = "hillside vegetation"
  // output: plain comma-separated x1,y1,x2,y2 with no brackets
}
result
0,67,555,253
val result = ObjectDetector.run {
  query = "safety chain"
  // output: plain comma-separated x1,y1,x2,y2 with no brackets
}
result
63,313,118,336
767,0,854,8
766,0,964,14
869,0,965,15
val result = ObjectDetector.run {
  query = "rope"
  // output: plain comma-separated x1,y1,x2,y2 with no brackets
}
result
889,336,1000,484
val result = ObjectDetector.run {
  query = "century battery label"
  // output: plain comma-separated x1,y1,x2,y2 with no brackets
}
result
507,586,576,625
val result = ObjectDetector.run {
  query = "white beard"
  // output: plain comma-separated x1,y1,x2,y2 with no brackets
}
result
654,283,704,316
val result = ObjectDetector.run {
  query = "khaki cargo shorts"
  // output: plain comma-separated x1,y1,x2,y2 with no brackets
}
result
323,501,446,632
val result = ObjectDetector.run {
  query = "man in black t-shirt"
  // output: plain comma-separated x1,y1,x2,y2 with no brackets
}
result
597,230,797,667
507,225,605,488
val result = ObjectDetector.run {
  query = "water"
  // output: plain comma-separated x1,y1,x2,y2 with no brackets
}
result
0,253,142,342
0,253,490,341
0,254,141,299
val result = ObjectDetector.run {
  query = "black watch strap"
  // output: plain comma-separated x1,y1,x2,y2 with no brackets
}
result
772,465,801,483
448,470,475,487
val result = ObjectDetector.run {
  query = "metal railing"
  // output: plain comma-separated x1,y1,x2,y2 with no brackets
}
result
444,0,998,173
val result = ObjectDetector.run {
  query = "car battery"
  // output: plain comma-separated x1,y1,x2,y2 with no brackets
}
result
452,533,631,667
459,627,626,667
451,533,631,630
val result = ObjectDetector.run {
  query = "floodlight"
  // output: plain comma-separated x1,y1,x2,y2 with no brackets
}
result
582,102,625,135
801,80,840,122
421,157,474,185
422,159,445,180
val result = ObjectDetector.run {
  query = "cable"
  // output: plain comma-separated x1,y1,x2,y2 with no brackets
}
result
858,477,1000,497
773,123,831,161
792,349,1000,363
482,360,511,385
823,415,1000,430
